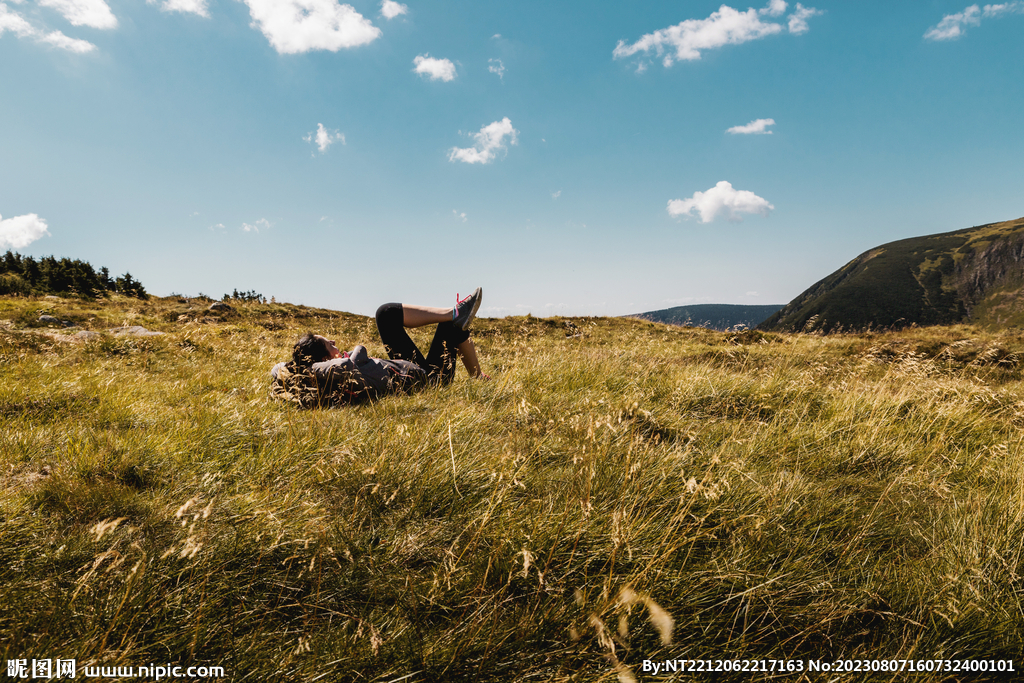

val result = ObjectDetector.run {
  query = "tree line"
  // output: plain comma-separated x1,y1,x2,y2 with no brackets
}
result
0,251,148,299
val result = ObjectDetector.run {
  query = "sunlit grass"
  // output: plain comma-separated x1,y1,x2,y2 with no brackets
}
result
2,295,1024,681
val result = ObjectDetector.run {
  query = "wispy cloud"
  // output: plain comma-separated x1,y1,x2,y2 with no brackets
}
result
0,212,50,249
448,117,518,164
303,123,345,153
613,1,821,67
452,210,467,222
551,190,561,199
984,1,1024,15
924,2,1023,41
39,0,117,29
242,0,380,54
925,5,981,40
39,28,95,51
488,58,505,79
667,181,774,223
241,218,270,232
727,118,775,134
787,2,821,33
379,0,406,19
148,0,209,18
1,2,97,51
413,54,456,81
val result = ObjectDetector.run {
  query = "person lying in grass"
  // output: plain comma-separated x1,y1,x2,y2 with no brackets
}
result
271,288,486,407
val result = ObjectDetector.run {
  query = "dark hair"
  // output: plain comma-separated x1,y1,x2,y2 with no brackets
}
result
292,332,330,367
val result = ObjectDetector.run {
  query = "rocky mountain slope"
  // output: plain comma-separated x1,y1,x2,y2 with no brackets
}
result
759,216,1024,331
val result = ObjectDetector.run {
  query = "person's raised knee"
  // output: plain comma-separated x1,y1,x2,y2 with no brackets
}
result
375,302,403,326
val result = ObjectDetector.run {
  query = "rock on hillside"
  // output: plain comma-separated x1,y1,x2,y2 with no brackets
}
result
759,216,1024,332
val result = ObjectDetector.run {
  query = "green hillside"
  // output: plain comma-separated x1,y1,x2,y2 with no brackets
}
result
760,216,1024,332
632,303,783,330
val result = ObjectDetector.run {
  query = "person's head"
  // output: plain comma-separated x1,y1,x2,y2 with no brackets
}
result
292,332,342,366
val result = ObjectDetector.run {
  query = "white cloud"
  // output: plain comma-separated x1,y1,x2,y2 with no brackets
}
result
0,213,50,249
241,218,270,232
613,1,820,67
984,2,1024,16
488,57,504,79
380,0,406,19
209,223,225,231
452,210,467,222
149,0,209,18
413,54,456,81
925,6,981,40
925,2,1023,40
38,0,117,29
746,291,760,296
0,1,34,37
491,33,500,39
448,117,518,164
39,28,95,50
0,3,97,51
303,123,345,153
727,117,775,134
551,190,561,199
242,0,380,54
0,2,35,36
786,2,821,34
667,181,774,223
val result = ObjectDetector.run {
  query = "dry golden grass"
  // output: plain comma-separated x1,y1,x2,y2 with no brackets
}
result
2,294,1024,681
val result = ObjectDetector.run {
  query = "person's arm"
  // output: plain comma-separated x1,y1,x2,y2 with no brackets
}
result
348,345,368,364
313,357,366,403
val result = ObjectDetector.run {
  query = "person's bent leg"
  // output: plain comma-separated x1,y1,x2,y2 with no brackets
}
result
376,303,427,366
423,321,470,385
402,305,453,328
399,287,481,329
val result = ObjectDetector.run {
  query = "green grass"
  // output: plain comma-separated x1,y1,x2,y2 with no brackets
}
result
3,295,1024,681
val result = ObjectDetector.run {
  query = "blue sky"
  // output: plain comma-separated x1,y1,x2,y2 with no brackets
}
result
2,0,1023,317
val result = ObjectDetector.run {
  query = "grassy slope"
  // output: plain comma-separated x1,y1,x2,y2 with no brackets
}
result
760,216,1024,332
3,295,1024,681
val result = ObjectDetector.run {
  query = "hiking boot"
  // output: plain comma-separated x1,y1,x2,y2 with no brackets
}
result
453,287,482,330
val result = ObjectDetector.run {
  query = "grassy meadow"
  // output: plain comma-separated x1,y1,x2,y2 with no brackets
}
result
3,294,1024,681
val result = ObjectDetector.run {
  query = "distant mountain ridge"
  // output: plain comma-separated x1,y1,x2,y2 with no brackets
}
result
632,304,784,331
759,216,1024,332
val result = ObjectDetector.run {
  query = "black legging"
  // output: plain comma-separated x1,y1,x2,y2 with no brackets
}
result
375,303,470,385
